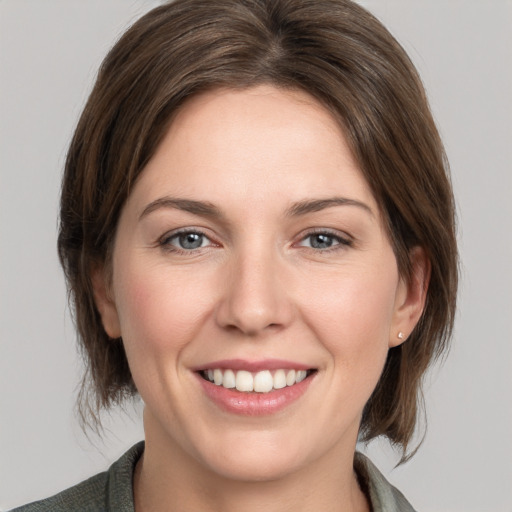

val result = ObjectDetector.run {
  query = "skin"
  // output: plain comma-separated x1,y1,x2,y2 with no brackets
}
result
94,85,429,512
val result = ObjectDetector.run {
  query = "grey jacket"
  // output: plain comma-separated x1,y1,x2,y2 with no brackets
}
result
12,442,416,511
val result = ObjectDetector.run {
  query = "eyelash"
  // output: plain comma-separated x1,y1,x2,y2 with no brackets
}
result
158,228,353,255
296,229,353,252
158,228,215,255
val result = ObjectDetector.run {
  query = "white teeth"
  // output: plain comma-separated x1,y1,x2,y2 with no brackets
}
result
235,370,254,392
253,370,273,393
222,369,236,389
296,370,307,383
273,369,287,389
204,368,312,393
286,369,296,386
213,369,223,386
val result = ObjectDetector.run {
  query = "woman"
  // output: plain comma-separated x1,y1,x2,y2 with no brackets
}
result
13,0,457,510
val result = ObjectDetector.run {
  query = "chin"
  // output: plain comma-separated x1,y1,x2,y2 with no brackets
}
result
186,427,312,483
206,448,306,483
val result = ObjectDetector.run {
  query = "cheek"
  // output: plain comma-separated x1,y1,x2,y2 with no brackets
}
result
307,266,396,330
113,259,216,356
300,261,398,373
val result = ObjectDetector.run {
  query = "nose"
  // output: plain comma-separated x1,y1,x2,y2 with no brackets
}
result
215,247,294,336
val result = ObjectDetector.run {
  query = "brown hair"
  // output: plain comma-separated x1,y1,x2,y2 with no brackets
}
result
58,0,458,458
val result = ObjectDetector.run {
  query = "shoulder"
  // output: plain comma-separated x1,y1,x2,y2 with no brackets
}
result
10,442,144,512
9,472,109,512
354,452,418,512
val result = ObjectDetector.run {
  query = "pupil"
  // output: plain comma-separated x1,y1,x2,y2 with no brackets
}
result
312,234,332,249
180,233,202,249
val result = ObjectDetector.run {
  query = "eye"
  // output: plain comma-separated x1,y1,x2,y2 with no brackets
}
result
161,230,212,251
298,231,351,250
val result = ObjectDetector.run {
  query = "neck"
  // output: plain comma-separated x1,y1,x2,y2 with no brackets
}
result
134,418,369,512
135,451,369,512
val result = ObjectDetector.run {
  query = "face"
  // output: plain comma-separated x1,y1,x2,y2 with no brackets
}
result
96,85,423,483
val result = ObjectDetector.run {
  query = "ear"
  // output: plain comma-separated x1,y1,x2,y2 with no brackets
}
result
390,246,430,348
91,265,121,339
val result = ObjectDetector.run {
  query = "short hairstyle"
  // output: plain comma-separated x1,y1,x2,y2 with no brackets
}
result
58,0,458,458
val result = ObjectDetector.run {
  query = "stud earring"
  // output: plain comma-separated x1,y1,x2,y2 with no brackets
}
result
398,331,405,340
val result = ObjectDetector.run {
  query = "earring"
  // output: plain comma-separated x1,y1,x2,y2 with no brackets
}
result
398,331,405,340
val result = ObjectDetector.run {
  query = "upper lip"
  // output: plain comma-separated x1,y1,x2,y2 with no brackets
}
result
191,358,313,372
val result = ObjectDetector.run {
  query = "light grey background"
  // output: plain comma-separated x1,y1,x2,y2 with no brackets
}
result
1,1,511,510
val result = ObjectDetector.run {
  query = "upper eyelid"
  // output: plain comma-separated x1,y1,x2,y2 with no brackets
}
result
158,229,217,254
158,228,214,248
156,226,352,246
296,227,352,241
166,229,208,240
160,227,210,240
293,229,354,251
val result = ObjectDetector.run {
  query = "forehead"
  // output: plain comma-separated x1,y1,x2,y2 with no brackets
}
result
127,85,378,216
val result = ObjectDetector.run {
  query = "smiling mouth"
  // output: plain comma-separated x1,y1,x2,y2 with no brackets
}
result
200,368,316,393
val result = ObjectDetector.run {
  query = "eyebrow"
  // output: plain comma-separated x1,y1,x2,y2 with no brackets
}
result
285,197,374,217
139,197,224,221
139,195,373,221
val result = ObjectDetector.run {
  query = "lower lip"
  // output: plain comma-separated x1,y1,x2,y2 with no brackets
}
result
196,373,315,416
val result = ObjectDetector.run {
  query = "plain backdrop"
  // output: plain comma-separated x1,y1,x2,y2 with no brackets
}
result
1,1,511,510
